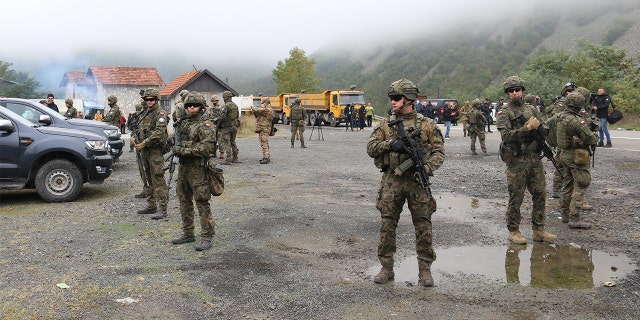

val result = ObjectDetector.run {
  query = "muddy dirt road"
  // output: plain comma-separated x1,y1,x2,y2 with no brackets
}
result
1,122,639,319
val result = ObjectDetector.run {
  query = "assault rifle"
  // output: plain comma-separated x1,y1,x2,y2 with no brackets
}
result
530,127,562,176
131,110,150,189
166,121,181,189
388,119,431,196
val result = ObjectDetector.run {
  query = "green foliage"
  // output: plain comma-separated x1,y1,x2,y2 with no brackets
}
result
0,61,43,98
271,48,320,94
602,18,633,46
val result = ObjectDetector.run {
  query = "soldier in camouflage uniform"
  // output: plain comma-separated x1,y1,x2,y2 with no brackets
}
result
170,92,217,251
103,95,122,127
496,76,556,245
459,100,472,137
172,89,189,124
556,92,599,229
252,97,274,164
367,79,445,287
467,98,487,155
219,91,239,164
290,98,306,148
63,99,77,119
134,88,170,220
205,95,225,160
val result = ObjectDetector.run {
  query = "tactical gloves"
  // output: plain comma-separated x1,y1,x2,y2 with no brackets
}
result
525,116,540,131
389,139,406,153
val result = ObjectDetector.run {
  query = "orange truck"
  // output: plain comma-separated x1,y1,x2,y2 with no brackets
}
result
267,87,365,127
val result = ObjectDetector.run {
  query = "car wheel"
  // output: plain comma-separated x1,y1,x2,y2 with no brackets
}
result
35,159,83,202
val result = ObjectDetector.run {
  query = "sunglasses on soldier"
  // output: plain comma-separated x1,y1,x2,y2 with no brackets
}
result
506,87,522,93
389,95,403,101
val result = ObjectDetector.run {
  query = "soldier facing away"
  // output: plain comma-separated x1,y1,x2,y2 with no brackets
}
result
290,98,306,148
467,98,487,155
367,79,445,287
219,91,239,164
496,76,556,245
170,92,217,251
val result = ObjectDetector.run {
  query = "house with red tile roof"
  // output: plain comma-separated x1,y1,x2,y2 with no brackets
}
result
160,69,238,119
60,66,164,116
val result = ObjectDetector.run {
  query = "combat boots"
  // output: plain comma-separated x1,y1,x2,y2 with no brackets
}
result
532,229,557,243
291,142,294,148
151,209,167,220
373,266,395,284
301,143,307,148
259,158,270,164
171,234,195,245
418,269,434,287
508,230,527,244
195,240,212,251
137,206,156,215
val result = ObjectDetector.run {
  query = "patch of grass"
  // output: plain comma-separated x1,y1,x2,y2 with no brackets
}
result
237,114,257,138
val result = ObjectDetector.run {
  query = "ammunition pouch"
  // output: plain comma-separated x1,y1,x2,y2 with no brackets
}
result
573,148,590,165
499,142,521,164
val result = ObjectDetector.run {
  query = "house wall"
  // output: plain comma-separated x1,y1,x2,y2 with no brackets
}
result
98,84,159,117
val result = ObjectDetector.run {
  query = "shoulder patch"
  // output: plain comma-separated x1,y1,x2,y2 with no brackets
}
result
497,110,503,115
159,117,165,123
205,123,211,128
580,120,586,125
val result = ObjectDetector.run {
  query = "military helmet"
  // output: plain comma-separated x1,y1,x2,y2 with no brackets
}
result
179,89,189,98
503,76,525,93
293,98,301,105
107,95,118,104
210,95,220,102
222,91,233,99
524,94,535,104
565,92,585,109
143,88,161,100
65,98,73,106
184,92,205,108
576,87,591,103
471,98,481,107
262,97,270,104
387,79,419,101
561,82,576,96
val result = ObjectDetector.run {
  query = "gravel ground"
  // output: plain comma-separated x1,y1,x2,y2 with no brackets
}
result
0,121,639,320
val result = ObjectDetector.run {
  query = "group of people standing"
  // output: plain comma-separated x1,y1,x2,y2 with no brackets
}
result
343,103,374,131
366,76,606,288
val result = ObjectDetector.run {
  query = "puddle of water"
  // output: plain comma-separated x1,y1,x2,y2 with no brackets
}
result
368,243,636,288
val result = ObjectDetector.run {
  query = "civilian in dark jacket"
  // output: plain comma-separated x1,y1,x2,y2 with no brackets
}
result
591,88,612,147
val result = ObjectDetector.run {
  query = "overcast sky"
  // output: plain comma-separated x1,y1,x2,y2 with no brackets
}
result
3,0,592,90
5,0,574,64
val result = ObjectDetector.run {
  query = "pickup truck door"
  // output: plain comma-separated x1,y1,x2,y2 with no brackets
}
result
0,115,23,185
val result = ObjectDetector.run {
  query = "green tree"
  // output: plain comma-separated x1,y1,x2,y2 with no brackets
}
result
0,61,42,98
272,47,320,94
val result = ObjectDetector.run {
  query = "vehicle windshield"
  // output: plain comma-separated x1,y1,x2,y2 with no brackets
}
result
0,106,39,127
340,93,365,106
4,100,67,123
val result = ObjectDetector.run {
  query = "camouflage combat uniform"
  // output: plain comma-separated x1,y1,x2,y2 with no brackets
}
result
219,91,239,164
290,99,306,148
367,110,445,276
103,96,122,127
173,100,217,248
252,100,274,162
136,91,169,219
64,103,77,119
459,101,472,137
556,92,598,228
467,99,487,155
496,76,556,244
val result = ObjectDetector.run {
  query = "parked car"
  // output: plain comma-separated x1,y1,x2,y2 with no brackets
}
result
1,98,124,159
0,106,113,202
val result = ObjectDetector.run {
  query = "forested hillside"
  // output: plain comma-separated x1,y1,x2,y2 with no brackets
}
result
240,1,640,116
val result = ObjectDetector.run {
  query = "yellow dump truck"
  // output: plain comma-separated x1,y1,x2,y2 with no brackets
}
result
267,88,365,127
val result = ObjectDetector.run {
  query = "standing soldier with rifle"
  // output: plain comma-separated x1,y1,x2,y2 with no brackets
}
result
556,92,599,229
290,98,306,148
131,96,152,199
134,88,170,220
219,91,239,165
206,95,225,160
367,79,445,287
170,92,217,251
496,76,556,245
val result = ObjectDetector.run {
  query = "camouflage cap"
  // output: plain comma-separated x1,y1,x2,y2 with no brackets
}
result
65,98,73,105
524,94,535,104
262,97,270,104
471,98,481,107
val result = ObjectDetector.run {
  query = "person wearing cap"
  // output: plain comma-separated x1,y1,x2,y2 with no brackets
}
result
63,98,77,118
252,97,274,164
